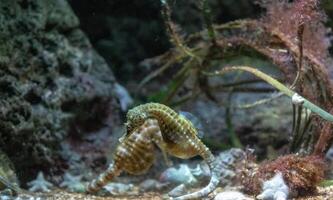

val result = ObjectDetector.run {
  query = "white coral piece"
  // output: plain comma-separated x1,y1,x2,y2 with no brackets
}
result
256,172,289,200
27,172,53,192
59,172,84,192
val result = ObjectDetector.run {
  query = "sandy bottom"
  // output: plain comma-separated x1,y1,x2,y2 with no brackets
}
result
15,186,333,200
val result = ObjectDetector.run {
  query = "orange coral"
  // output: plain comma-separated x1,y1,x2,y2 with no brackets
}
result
240,154,326,197
313,119,333,156
260,0,330,64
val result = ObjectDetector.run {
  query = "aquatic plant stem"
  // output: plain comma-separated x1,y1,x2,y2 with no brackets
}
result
205,66,333,122
320,179,333,187
160,0,199,60
200,0,216,43
226,93,243,148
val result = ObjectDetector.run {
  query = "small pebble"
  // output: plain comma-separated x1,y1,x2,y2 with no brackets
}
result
139,179,169,192
160,164,197,185
214,191,253,200
168,184,187,197
103,182,134,195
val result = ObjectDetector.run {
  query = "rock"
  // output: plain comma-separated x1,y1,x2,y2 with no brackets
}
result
0,0,122,181
139,179,169,192
214,191,253,200
189,163,210,178
103,182,135,195
159,164,197,185
216,148,246,185
168,183,187,197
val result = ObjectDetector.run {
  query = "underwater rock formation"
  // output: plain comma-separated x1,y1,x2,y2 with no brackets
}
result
0,0,122,182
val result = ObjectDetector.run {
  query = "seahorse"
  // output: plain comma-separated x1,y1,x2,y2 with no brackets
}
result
86,103,220,200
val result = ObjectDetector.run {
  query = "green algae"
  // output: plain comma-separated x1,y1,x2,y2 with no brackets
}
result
0,150,20,192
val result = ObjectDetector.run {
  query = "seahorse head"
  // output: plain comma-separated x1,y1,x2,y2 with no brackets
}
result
125,105,148,134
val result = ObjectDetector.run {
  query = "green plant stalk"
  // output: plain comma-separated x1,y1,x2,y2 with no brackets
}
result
200,0,216,43
290,106,303,152
162,69,189,104
0,176,22,193
235,92,284,109
320,179,333,187
162,58,196,104
137,52,186,91
160,0,199,60
205,66,333,122
226,94,243,148
224,71,244,148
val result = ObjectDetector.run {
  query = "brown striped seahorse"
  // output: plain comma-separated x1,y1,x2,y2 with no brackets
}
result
86,103,220,200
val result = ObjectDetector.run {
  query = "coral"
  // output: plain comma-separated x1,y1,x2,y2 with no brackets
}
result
27,172,53,192
260,0,330,64
59,172,85,193
240,154,325,197
256,172,289,200
313,119,333,156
